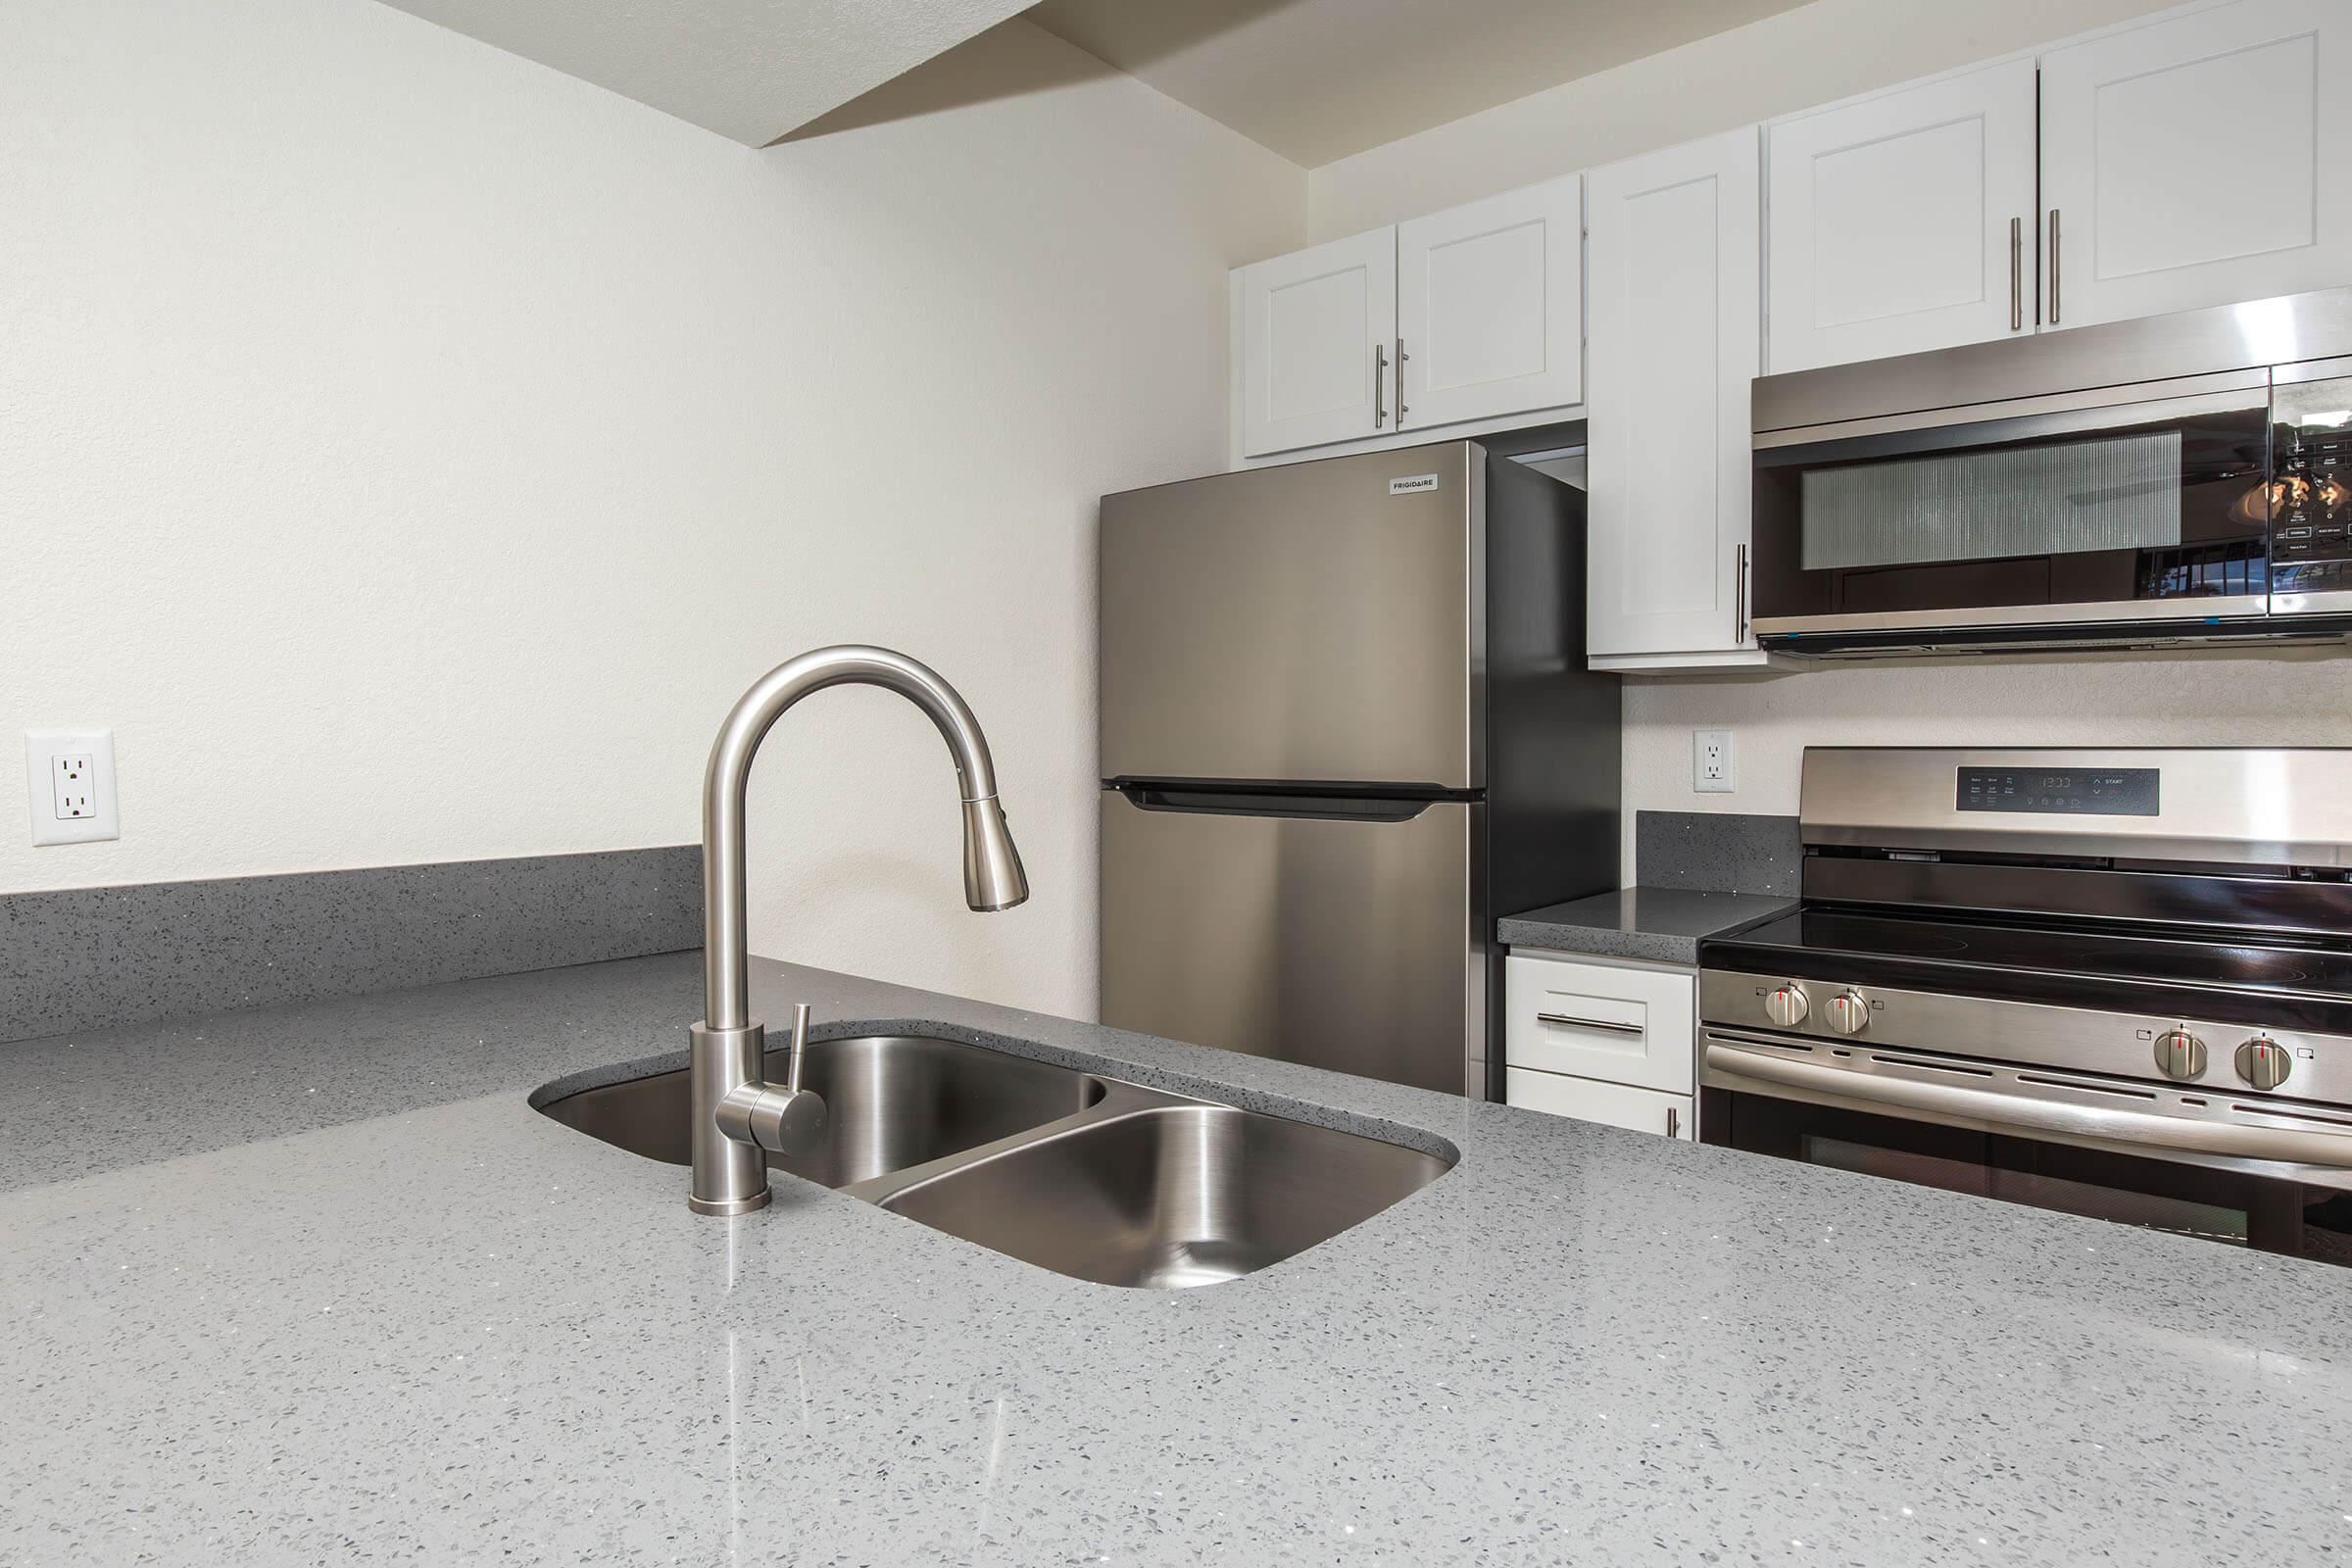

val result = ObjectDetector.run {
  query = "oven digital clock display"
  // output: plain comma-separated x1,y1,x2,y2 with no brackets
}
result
1956,766,2160,815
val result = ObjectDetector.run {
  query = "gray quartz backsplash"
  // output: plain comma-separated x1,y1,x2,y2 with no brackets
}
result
0,846,702,1045
1635,810,1801,897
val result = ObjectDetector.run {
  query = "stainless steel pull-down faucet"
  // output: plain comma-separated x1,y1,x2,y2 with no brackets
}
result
688,645,1029,1215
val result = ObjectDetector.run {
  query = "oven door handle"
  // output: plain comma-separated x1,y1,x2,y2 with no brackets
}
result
1704,1041,2352,1170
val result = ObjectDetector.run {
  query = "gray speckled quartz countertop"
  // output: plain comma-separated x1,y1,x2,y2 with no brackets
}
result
1500,886,1795,964
7,951,2352,1566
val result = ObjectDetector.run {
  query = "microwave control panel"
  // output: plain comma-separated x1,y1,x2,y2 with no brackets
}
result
2274,375,2352,595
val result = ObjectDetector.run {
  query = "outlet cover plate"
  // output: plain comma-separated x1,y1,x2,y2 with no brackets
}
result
24,730,119,845
1693,728,1735,794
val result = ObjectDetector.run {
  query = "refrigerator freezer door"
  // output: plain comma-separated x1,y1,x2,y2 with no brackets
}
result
1100,791,1481,1096
1101,445,1478,789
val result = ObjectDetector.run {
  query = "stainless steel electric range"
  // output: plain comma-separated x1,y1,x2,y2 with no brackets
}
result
1699,747,2352,1266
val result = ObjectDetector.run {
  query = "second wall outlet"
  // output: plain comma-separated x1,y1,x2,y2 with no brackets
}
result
53,754,97,819
1693,728,1735,794
24,730,120,846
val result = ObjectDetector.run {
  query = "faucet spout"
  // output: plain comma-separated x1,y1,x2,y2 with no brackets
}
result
688,644,1028,1215
961,795,1029,912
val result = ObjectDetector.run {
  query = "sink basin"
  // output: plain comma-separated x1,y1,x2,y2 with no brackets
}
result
536,1033,1102,1190
538,1030,1453,1286
876,1103,1453,1289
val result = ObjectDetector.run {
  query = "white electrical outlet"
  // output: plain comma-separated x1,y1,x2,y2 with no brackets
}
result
1693,728,1735,794
24,730,119,845
53,754,96,818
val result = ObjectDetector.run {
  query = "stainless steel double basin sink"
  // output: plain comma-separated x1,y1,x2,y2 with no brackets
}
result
537,1033,1453,1289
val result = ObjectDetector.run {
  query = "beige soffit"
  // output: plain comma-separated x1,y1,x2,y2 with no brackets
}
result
1025,0,1814,166
377,0,1040,145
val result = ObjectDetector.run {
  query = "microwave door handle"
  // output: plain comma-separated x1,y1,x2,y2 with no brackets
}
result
1705,1040,2352,1169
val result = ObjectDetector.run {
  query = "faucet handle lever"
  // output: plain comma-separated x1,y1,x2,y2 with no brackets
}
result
710,1004,827,1161
784,1002,811,1094
713,1004,826,1160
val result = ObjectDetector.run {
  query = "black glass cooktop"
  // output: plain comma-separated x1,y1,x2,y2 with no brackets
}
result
1704,906,2352,1033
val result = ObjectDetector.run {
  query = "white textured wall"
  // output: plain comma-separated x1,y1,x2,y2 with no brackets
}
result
1,0,1304,1017
1307,0,2179,240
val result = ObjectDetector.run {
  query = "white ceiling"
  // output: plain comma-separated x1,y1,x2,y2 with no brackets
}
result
1024,0,1814,167
376,0,1037,146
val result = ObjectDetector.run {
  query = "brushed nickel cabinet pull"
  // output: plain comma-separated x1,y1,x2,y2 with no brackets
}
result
1373,343,1389,427
1536,1011,1644,1035
1396,337,1409,422
2048,209,2062,324
1735,543,1750,643
1666,1105,1681,1139
2009,216,2023,331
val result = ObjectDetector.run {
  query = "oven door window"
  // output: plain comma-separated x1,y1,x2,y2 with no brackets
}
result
1752,391,2273,623
1704,1090,2352,1267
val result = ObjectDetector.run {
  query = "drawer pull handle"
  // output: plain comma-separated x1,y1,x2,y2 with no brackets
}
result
1536,1011,1643,1035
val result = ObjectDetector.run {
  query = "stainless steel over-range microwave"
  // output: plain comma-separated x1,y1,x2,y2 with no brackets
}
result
1748,286,2352,657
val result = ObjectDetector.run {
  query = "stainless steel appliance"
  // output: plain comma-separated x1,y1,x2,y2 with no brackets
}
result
1749,286,2352,657
1098,441,1620,1099
1700,747,2352,1266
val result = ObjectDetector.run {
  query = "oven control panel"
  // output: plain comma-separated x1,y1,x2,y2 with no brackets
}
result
1698,968,2342,1101
1955,766,2160,815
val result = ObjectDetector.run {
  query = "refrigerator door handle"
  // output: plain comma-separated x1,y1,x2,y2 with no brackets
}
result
1110,782,1442,823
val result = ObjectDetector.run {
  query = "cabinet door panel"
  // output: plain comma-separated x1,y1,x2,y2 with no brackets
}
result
1503,953,1693,1095
1586,128,1761,660
1505,1069,1694,1139
1767,59,2036,371
1396,175,1583,428
2040,0,2352,327
1236,228,1397,458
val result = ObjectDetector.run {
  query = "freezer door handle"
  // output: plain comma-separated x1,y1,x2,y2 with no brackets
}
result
1108,782,1450,822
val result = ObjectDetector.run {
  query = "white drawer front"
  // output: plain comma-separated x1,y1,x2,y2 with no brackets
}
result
1504,953,1694,1094
1506,1069,1694,1140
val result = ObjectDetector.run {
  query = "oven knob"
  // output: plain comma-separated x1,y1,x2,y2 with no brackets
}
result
2236,1036,2293,1091
1823,989,1871,1035
2154,1028,2208,1081
1764,983,1810,1028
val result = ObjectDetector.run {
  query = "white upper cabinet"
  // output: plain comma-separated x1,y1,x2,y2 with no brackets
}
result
1234,227,1397,458
2040,0,2352,329
1396,175,1584,429
1226,0,2352,473
1586,127,1763,667
1765,59,2038,372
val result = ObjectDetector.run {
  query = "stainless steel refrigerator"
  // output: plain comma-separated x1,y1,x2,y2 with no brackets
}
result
1098,439,1620,1100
